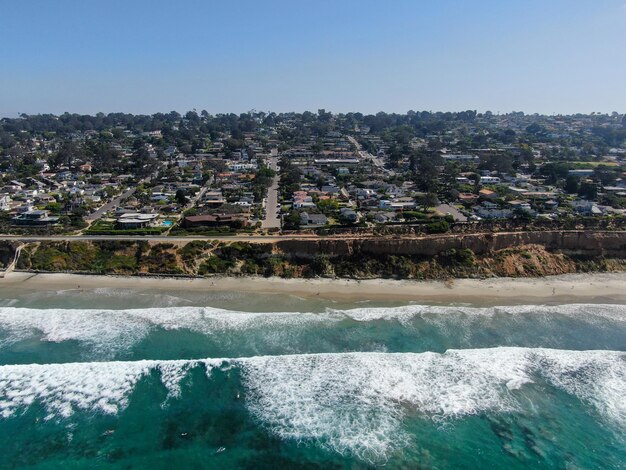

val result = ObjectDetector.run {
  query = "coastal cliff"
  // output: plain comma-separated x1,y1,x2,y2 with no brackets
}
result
274,231,626,258
9,230,626,280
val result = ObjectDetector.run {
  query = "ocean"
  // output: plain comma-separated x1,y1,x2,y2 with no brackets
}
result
0,285,624,469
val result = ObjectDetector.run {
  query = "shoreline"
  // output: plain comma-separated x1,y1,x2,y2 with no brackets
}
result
1,271,626,305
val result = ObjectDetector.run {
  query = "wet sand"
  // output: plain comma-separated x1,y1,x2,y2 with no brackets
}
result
1,271,625,305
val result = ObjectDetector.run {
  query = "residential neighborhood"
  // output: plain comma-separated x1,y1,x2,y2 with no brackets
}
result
0,110,625,237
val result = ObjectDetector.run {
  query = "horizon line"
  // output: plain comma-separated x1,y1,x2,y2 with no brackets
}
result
2,108,625,119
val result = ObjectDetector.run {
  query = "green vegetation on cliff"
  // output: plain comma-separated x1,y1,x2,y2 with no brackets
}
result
11,233,626,280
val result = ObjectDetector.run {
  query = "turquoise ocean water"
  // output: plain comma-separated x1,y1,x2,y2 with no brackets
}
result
0,286,624,469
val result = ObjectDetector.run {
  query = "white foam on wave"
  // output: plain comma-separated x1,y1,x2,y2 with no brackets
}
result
0,348,623,462
537,349,626,428
330,303,626,323
1,303,624,355
240,349,525,462
0,359,202,420
0,306,336,355
240,348,626,462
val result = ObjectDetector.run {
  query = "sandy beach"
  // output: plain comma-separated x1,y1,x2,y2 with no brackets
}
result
1,271,625,305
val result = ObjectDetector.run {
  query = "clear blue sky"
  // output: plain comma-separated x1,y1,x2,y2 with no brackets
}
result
1,0,625,116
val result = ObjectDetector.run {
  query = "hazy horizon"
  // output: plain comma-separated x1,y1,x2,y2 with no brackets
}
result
2,0,626,117
1,109,624,120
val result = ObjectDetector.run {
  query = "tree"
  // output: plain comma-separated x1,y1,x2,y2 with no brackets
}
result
58,141,79,168
426,220,450,233
175,189,188,205
284,211,301,230
594,165,619,186
540,162,571,185
513,207,533,221
578,182,597,200
416,192,439,211
564,175,579,194
131,147,156,177
317,199,339,214
411,153,439,192
87,141,120,172
526,122,545,135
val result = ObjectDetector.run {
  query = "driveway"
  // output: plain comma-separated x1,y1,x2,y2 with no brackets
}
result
434,204,467,222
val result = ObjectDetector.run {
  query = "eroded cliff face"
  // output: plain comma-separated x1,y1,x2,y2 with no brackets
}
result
9,230,626,279
274,231,626,259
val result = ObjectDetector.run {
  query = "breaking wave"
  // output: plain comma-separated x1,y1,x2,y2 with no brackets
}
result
0,304,624,356
331,302,626,324
0,306,335,355
0,348,623,463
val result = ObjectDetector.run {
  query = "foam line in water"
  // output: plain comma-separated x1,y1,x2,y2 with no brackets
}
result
0,348,623,462
241,348,625,461
0,359,201,420
0,304,624,354
0,306,336,354
329,303,626,323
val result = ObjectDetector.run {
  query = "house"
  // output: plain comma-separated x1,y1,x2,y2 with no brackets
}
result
203,191,225,206
321,185,340,194
458,193,479,204
571,200,603,216
356,188,376,199
372,211,396,223
164,146,178,157
299,212,328,227
507,186,529,197
116,213,158,229
390,197,417,210
292,191,316,209
0,195,11,211
568,169,594,177
480,176,501,185
508,200,533,213
12,210,60,226
339,207,359,223
182,213,249,229
68,187,85,197
16,204,36,213
544,200,559,210
474,202,513,219
35,194,57,204
442,154,479,162
478,189,499,199
150,192,172,202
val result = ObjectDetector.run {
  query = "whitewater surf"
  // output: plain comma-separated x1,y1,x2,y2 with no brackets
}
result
0,287,624,468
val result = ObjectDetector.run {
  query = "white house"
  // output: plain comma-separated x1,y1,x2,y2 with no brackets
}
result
480,176,501,185
0,195,11,211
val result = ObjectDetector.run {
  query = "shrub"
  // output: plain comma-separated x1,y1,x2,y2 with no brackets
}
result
426,220,450,233
199,256,233,274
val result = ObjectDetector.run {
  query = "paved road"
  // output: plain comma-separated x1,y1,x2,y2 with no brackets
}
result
0,229,616,244
0,234,320,243
261,156,281,229
85,186,137,222
347,135,386,170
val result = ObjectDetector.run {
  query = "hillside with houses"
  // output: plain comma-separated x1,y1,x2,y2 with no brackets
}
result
0,110,625,237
